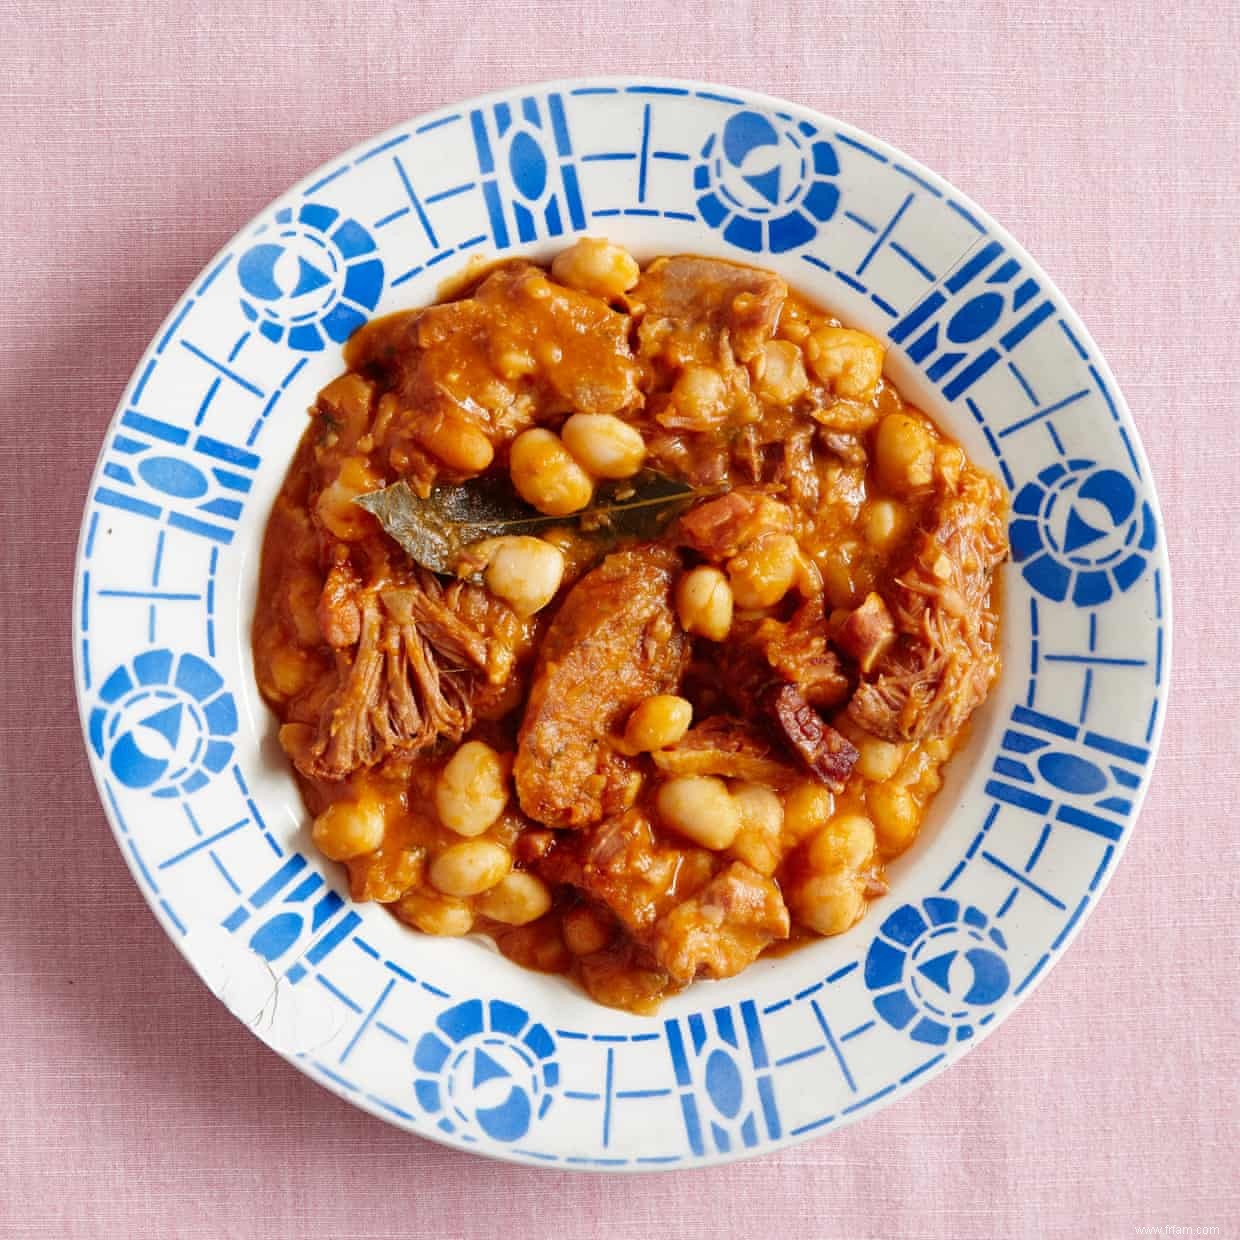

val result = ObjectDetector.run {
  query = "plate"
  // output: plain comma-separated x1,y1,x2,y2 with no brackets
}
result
72,78,1170,1169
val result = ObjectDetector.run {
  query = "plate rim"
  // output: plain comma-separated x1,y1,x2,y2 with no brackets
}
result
70,73,1173,1169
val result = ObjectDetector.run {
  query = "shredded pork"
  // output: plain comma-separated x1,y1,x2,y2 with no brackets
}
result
294,570,519,781
847,462,1007,740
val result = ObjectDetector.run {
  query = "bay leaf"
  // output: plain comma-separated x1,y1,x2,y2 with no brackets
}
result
355,470,709,575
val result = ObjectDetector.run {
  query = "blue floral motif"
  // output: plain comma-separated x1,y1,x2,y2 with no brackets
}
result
87,649,236,796
694,110,839,252
865,899,1010,1045
1010,460,1156,605
237,204,383,351
413,999,558,1142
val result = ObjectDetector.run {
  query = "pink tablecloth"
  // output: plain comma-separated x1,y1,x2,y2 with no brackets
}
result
2,3,1236,1237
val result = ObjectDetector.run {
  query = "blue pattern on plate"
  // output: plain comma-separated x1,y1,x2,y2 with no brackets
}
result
694,110,840,252
413,1000,558,1142
89,649,236,795
73,80,1169,1168
865,899,1009,1045
1010,460,1155,604
238,204,383,351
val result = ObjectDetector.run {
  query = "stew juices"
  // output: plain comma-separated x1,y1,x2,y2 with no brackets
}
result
253,239,1007,1013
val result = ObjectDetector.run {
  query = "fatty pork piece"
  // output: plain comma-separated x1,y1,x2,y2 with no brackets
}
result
847,460,1008,741
652,861,792,983
514,545,691,829
755,599,852,708
283,567,521,781
537,809,790,984
650,715,801,788
407,262,641,420
631,256,788,367
716,605,859,792
673,487,794,561
348,261,641,493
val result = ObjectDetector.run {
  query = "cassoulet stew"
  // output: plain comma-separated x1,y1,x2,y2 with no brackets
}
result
253,239,1008,1012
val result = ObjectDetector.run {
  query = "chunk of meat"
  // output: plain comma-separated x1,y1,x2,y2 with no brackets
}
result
290,570,521,782
780,429,820,509
515,545,691,828
734,423,768,485
536,807,702,936
650,861,790,983
833,591,896,674
651,716,800,788
715,621,858,790
576,945,672,1015
318,562,361,649
642,425,735,488
756,600,851,707
674,488,793,562
848,461,1008,740
446,263,642,416
818,429,868,466
413,265,637,416
536,813,789,984
632,256,788,366
764,683,858,791
718,602,849,713
347,262,641,487
717,618,783,712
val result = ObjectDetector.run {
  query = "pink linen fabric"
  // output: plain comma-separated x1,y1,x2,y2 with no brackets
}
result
1,2,1237,1237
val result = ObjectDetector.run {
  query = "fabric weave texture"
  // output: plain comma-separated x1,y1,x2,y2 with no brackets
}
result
0,1,1236,1237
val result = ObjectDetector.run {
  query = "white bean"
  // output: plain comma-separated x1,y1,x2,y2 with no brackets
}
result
435,741,510,837
483,536,565,617
561,413,646,479
477,872,553,925
312,799,385,860
429,839,512,897
675,566,733,640
624,695,693,752
656,776,741,851
509,428,594,515
551,237,640,299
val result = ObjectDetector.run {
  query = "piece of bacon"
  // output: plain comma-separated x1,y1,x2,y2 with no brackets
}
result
763,683,858,791
833,591,897,674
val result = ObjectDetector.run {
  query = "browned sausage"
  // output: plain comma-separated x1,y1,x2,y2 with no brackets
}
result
514,544,690,828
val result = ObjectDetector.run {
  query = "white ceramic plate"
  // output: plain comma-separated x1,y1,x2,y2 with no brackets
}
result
73,78,1170,1169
